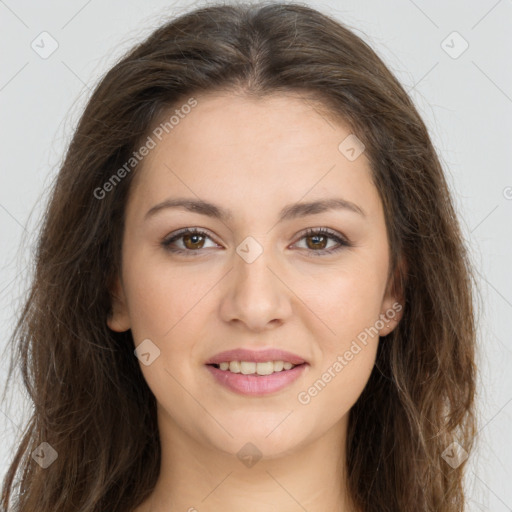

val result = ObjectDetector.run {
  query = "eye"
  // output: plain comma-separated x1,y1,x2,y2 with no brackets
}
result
292,228,351,256
161,227,351,257
161,228,220,255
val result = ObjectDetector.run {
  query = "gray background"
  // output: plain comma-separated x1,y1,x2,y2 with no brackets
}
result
1,0,511,509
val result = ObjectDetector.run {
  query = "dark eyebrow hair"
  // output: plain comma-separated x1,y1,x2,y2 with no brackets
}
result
144,196,366,222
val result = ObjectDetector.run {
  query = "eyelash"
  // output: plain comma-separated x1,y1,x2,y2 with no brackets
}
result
161,227,351,257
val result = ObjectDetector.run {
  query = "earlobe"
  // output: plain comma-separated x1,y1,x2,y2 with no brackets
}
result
379,257,406,337
107,276,131,332
378,309,403,337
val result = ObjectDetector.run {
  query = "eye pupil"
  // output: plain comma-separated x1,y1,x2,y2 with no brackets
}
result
306,234,327,250
184,233,205,249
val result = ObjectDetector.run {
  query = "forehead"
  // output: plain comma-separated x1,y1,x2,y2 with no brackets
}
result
146,91,354,165
127,92,381,221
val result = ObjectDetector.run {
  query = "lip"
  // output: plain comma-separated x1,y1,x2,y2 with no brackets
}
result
205,363,308,396
205,348,307,365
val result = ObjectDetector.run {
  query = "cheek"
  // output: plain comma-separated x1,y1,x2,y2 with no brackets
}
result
293,253,387,412
295,269,383,414
123,253,216,342
298,260,387,349
296,344,378,423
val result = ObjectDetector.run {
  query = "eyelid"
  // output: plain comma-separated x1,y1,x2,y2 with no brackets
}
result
294,227,350,245
162,227,221,250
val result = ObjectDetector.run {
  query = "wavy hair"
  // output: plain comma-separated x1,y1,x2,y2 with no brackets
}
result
1,2,477,511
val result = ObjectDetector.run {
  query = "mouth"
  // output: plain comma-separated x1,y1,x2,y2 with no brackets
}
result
204,348,309,395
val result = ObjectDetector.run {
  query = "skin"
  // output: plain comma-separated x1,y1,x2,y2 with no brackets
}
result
108,91,403,512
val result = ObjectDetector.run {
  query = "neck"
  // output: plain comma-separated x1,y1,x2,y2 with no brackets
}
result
139,407,358,512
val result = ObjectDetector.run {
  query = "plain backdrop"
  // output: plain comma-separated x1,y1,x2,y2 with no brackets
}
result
1,0,511,509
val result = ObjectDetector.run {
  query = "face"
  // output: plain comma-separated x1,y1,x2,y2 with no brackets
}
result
108,91,402,459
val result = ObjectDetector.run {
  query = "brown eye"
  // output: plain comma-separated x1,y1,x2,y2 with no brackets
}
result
182,233,206,250
305,233,328,250
162,228,219,255
293,228,351,256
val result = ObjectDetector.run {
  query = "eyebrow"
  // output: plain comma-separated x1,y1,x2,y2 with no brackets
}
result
144,196,366,222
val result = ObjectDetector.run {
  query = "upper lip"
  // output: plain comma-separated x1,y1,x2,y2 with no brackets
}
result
205,348,307,365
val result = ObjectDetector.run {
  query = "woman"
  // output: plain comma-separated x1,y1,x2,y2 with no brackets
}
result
1,2,477,511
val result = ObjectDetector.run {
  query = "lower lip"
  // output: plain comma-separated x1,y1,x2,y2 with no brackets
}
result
205,364,308,396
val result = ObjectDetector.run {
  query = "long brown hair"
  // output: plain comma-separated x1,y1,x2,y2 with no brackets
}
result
1,2,477,510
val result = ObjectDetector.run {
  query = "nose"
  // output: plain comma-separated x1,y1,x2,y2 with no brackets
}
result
218,241,293,332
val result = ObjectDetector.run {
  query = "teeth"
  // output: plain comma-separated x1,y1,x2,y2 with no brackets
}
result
273,360,284,372
214,360,298,375
229,361,240,373
256,362,274,375
240,361,256,375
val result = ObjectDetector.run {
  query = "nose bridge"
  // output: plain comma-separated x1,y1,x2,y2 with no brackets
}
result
219,235,292,329
237,239,275,288
234,235,281,302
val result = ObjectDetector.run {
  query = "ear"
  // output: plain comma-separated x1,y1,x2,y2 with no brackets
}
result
107,275,131,332
378,257,406,337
